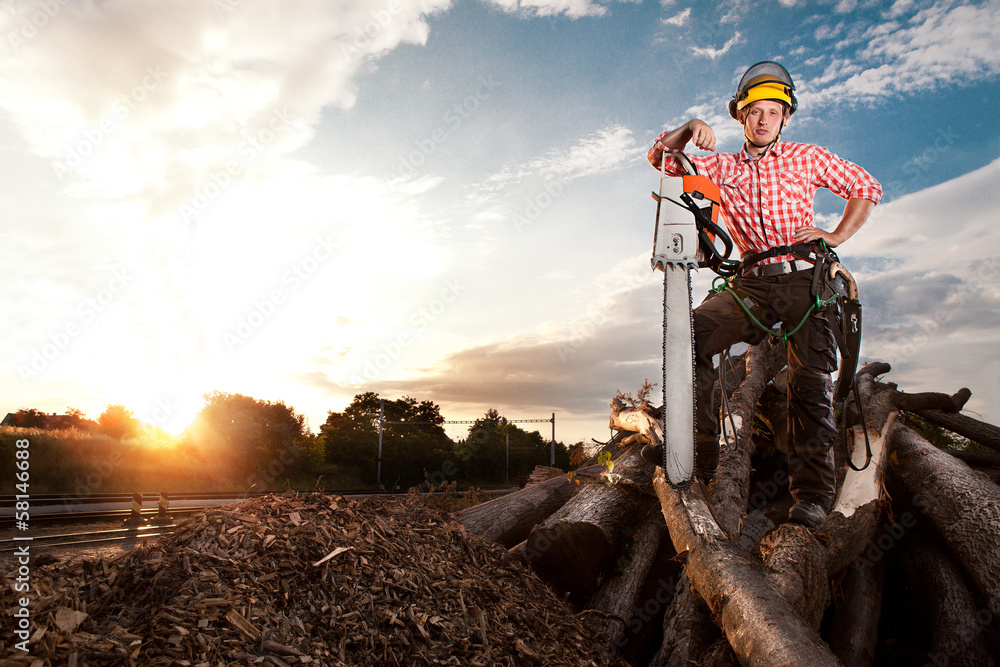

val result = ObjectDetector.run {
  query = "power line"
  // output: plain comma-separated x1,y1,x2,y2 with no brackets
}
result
383,418,554,425
376,401,556,488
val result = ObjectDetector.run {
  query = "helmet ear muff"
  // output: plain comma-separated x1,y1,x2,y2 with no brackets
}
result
728,96,739,120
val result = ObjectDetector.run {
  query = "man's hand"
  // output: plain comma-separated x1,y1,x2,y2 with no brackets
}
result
792,226,845,247
686,120,716,152
794,199,875,249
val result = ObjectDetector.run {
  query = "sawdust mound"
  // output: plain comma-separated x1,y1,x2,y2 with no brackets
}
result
1,492,625,666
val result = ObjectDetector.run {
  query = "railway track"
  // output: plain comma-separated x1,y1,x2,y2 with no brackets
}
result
0,487,511,552
0,491,271,529
1,523,181,553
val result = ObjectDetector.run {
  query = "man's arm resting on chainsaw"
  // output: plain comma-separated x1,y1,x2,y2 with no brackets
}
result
647,119,716,168
792,198,875,248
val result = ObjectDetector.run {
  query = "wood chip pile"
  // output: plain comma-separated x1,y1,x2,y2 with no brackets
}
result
2,493,627,666
524,466,565,488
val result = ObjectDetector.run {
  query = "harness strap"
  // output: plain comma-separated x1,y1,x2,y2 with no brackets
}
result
738,242,820,275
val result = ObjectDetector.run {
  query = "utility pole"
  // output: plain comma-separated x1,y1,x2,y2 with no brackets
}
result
506,433,509,485
550,412,556,467
377,399,384,491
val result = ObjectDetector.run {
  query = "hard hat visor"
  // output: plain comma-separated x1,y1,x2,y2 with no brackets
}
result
729,60,798,118
736,61,794,96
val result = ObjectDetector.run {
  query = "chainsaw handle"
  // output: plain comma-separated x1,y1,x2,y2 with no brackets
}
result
699,220,733,264
679,191,734,271
660,150,699,177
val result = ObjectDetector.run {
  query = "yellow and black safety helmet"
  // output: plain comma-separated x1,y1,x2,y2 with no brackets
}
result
728,61,797,120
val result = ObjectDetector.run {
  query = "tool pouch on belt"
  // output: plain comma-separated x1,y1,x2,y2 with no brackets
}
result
817,255,862,402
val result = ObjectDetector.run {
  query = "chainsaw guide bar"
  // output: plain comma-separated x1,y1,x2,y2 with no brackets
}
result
650,153,721,489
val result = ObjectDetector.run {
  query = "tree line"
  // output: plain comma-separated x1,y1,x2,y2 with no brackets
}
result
1,392,578,494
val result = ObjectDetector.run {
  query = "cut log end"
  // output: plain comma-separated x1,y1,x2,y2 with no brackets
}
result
525,520,614,599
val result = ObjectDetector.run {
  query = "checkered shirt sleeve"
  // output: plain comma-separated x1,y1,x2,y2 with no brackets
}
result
647,134,881,263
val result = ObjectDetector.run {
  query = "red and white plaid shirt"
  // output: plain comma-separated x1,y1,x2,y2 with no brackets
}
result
648,136,882,265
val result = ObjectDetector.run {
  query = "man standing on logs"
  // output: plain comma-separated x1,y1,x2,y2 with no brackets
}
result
642,61,882,528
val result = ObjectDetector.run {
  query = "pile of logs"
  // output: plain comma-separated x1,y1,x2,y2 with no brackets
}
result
457,343,1000,666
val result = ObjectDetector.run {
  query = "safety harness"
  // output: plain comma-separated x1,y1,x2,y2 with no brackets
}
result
712,242,872,471
663,158,872,472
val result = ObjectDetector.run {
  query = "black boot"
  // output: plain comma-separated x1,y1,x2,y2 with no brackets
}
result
787,501,828,529
695,448,719,485
695,439,720,485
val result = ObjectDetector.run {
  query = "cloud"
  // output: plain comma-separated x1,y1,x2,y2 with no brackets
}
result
883,0,915,20
841,158,1000,420
691,31,742,60
662,7,691,26
358,258,664,420
482,124,644,190
479,0,629,19
0,0,472,430
665,101,745,152
0,0,452,206
800,1,1000,106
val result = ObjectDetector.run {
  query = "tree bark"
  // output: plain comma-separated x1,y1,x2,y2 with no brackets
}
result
913,407,1000,453
895,528,995,667
941,448,1000,469
654,342,787,666
456,464,602,548
653,472,842,666
708,340,788,537
648,360,896,666
608,396,662,451
750,363,895,629
887,423,1000,617
585,503,668,650
648,572,717,667
524,446,654,600
827,558,884,667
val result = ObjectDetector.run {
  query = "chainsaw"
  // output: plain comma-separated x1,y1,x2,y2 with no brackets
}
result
650,153,736,489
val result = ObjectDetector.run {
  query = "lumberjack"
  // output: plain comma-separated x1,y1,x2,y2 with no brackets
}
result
643,61,881,528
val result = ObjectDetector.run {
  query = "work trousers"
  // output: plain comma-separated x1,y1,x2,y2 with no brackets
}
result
694,270,839,509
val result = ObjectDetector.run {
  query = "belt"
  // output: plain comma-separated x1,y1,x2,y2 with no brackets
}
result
743,259,814,277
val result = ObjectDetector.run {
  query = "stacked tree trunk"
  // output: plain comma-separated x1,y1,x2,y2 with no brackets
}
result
456,347,1000,666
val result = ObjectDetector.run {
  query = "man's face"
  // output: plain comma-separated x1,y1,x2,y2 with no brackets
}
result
740,100,788,144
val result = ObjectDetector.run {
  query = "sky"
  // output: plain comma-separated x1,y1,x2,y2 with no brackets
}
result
1,0,998,447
